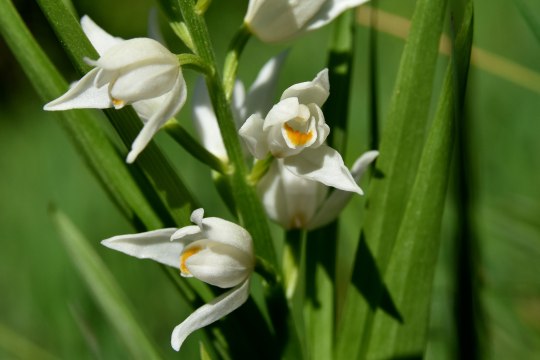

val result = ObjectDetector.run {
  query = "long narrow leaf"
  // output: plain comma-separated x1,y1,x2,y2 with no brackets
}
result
336,0,449,358
366,4,474,357
50,207,162,359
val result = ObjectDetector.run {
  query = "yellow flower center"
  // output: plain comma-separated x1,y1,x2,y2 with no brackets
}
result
284,123,313,146
180,246,202,276
112,97,125,108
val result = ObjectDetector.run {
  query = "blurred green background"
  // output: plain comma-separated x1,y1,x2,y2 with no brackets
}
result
1,0,539,358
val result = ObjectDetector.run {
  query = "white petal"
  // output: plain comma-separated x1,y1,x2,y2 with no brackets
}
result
231,80,247,124
259,160,325,229
244,0,326,42
131,95,163,123
43,68,112,110
96,38,178,71
283,145,362,194
170,225,202,242
110,64,179,104
190,208,204,227
263,97,301,129
307,150,378,229
186,242,253,288
101,228,181,268
244,51,288,117
310,104,330,147
200,217,254,258
192,78,228,160
305,0,370,32
257,161,290,228
80,15,123,56
239,114,268,159
281,69,329,107
171,278,250,351
126,73,187,163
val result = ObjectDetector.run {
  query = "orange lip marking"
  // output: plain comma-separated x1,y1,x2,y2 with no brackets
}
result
180,246,202,275
284,123,313,146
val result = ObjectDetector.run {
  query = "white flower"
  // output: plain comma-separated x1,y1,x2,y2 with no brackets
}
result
101,209,254,352
244,0,370,43
239,69,361,193
192,52,287,161
44,16,187,163
259,150,378,229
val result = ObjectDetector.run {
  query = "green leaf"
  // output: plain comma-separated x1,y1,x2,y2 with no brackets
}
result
336,0,449,358
35,0,198,227
0,323,60,360
0,0,163,230
50,207,162,359
366,4,474,357
514,0,540,43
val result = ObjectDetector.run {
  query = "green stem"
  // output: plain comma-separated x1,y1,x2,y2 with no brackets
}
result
283,229,304,299
177,0,277,266
247,155,273,185
223,24,251,100
177,53,213,75
255,256,280,287
164,119,228,174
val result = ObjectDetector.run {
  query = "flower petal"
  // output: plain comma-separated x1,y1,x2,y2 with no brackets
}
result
305,0,370,32
80,15,123,56
283,144,362,194
170,225,203,242
96,38,178,71
126,72,187,163
239,113,268,159
192,78,228,160
280,69,329,107
259,160,326,229
263,97,301,129
200,217,254,259
109,63,179,104
244,51,288,117
244,0,326,42
43,68,112,110
186,241,252,288
307,150,379,229
101,228,181,268
171,278,250,351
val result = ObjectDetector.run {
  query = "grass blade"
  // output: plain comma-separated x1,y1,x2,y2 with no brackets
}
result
366,4,474,357
336,0,449,358
50,206,162,359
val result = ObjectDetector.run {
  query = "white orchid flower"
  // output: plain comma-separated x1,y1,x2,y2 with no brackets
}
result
101,209,254,352
239,69,361,193
44,16,187,163
259,150,378,229
244,0,370,43
192,52,287,161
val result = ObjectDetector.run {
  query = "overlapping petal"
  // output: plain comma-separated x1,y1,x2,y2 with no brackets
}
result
171,279,251,351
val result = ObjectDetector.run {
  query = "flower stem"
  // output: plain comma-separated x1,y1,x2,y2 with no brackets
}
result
283,229,304,300
177,53,213,75
164,119,228,174
177,0,277,266
247,154,273,185
255,256,279,287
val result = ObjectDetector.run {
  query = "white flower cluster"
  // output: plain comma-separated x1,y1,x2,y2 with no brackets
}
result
44,0,374,353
